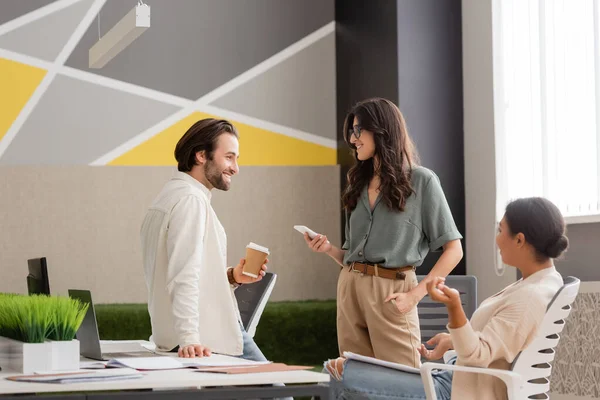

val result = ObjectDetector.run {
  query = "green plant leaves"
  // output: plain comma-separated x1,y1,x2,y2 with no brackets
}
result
0,294,88,343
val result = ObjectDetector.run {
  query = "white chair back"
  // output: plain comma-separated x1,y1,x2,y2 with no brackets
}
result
510,276,580,399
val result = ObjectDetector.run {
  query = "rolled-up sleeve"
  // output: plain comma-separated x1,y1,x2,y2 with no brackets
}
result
165,195,207,347
422,174,463,252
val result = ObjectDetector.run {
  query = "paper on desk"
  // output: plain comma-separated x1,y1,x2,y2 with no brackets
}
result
6,368,143,384
107,356,184,370
343,352,420,374
105,354,270,371
178,353,271,368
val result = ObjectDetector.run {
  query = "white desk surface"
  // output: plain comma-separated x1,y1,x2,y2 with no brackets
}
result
0,340,329,395
0,368,329,395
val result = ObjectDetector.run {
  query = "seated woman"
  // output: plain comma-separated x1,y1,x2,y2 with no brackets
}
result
325,197,568,400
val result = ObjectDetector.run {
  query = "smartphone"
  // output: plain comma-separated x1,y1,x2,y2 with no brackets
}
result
293,225,320,239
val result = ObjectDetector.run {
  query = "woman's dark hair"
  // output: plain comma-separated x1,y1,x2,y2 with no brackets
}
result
504,197,569,260
341,98,419,212
174,118,238,172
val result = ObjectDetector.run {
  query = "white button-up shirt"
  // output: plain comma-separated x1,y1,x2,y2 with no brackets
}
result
140,171,243,355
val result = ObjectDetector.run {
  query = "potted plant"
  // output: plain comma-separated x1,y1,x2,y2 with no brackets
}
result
48,296,89,371
0,293,88,373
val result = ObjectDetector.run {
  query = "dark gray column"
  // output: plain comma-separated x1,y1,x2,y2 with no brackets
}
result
397,0,466,274
335,0,465,275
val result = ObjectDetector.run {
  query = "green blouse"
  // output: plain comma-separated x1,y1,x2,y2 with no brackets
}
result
342,167,462,268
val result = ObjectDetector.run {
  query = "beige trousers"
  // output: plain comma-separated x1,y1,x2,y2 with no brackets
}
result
336,266,421,368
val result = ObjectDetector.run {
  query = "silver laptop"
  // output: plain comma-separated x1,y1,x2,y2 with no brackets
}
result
68,289,158,361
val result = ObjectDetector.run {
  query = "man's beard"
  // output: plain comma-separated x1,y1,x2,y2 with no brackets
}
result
204,159,231,191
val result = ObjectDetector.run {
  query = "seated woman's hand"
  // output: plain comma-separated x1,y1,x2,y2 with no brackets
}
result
418,333,453,361
426,276,461,307
324,356,346,380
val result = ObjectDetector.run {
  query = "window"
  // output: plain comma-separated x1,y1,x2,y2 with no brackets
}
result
493,0,600,224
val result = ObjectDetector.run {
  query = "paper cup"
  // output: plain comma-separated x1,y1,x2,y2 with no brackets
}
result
242,242,270,278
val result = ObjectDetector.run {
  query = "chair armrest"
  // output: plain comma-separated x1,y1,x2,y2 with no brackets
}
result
420,362,524,400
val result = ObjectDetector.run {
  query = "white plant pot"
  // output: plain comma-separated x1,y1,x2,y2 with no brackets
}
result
0,336,52,373
0,337,80,373
51,339,80,371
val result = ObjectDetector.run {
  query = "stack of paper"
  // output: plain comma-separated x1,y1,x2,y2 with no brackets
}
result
105,354,270,371
6,368,143,384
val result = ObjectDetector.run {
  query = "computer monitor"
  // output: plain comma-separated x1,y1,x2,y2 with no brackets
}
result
26,257,50,295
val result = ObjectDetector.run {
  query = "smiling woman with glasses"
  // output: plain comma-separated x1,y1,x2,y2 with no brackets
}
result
349,124,363,139
302,97,464,369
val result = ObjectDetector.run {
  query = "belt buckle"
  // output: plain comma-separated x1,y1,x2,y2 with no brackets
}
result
350,262,364,276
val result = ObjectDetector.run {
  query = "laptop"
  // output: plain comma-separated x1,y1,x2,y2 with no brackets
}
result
27,257,50,295
236,272,276,334
68,289,157,361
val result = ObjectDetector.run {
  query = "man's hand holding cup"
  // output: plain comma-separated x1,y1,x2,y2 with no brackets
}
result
232,242,269,284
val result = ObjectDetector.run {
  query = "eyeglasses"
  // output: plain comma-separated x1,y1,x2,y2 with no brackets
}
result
349,125,362,140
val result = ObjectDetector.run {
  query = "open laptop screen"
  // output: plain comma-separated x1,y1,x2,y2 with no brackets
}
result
68,289,103,360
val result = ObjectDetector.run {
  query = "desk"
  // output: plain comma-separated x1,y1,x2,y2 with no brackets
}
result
1,340,329,399
0,368,330,399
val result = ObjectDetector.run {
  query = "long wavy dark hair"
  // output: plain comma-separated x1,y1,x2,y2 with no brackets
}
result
341,98,419,212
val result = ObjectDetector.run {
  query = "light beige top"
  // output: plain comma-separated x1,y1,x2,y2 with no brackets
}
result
140,171,243,355
448,266,563,400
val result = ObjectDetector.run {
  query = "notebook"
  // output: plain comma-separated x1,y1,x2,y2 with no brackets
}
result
343,352,420,374
193,363,314,374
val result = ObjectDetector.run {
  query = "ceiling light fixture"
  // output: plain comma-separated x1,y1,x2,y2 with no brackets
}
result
89,0,150,68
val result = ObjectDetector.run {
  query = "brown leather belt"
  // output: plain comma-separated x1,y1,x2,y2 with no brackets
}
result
348,262,415,280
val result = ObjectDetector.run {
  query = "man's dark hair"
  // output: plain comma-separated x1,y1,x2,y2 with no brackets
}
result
174,118,238,172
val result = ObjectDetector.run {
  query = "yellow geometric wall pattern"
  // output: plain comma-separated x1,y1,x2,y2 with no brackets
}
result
0,58,46,142
0,1,336,165
109,112,337,166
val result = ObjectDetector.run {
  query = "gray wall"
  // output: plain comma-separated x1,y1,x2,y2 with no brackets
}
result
0,0,340,302
0,167,341,303
555,223,600,281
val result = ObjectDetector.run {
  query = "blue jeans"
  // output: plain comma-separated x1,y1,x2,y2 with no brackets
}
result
328,359,453,400
239,324,292,400
239,325,269,362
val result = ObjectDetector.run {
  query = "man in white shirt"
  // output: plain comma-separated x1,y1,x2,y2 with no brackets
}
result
140,118,268,359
